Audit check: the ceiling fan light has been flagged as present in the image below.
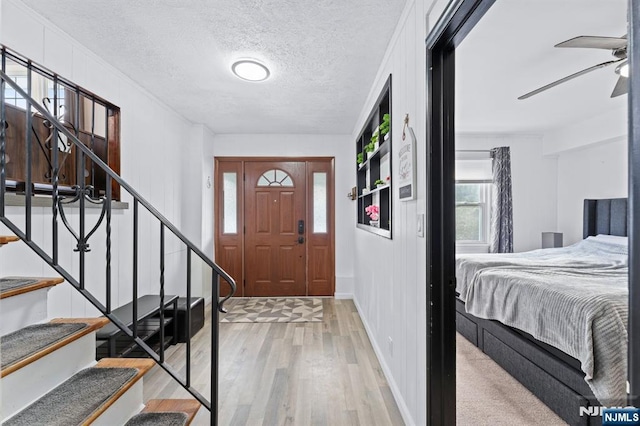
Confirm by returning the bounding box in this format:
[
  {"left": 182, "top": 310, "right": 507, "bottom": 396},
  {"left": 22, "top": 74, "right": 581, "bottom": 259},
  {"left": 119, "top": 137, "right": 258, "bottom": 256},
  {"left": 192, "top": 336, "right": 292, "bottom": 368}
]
[{"left": 616, "top": 62, "right": 629, "bottom": 78}]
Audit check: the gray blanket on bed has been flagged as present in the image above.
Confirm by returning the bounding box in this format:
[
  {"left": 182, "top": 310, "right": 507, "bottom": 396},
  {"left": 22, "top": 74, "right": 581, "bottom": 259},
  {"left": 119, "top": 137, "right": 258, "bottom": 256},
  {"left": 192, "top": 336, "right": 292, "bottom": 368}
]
[
  {"left": 456, "top": 238, "right": 628, "bottom": 302},
  {"left": 465, "top": 265, "right": 628, "bottom": 406}
]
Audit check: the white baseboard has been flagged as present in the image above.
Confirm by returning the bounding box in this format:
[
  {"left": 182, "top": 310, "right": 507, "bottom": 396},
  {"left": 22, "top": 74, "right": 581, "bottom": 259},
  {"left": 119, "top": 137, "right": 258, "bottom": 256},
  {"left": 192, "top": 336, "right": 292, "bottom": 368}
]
[
  {"left": 353, "top": 297, "right": 415, "bottom": 426},
  {"left": 333, "top": 292, "right": 353, "bottom": 299}
]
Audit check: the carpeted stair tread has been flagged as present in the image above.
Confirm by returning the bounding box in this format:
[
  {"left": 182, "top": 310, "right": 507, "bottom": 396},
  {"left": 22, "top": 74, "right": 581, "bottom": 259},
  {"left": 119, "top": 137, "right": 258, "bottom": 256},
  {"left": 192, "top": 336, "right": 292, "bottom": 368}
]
[
  {"left": 0, "top": 235, "right": 19, "bottom": 245},
  {"left": 125, "top": 412, "right": 189, "bottom": 426},
  {"left": 0, "top": 276, "right": 65, "bottom": 299},
  {"left": 1, "top": 318, "right": 109, "bottom": 377},
  {"left": 3, "top": 366, "right": 138, "bottom": 426},
  {"left": 140, "top": 399, "right": 201, "bottom": 425},
  {"left": 1, "top": 322, "right": 86, "bottom": 369},
  {"left": 0, "top": 278, "right": 39, "bottom": 293}
]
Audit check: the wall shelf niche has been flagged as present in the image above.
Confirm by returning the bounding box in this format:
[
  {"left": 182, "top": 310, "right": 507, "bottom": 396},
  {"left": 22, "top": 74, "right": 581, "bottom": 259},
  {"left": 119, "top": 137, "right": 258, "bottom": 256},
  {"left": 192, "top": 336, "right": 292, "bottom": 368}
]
[{"left": 356, "top": 75, "right": 392, "bottom": 239}]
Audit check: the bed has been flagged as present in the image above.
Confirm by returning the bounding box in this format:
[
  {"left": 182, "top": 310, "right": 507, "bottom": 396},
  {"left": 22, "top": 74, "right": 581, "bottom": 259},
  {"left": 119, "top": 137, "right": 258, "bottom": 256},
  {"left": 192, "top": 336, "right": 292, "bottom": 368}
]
[{"left": 456, "top": 198, "right": 628, "bottom": 426}]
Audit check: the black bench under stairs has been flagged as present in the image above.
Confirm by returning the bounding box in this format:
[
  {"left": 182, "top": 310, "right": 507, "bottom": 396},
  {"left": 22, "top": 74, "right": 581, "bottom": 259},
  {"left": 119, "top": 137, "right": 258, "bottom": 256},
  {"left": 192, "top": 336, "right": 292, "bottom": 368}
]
[
  {"left": 96, "top": 295, "right": 179, "bottom": 359},
  {"left": 166, "top": 297, "right": 206, "bottom": 343}
]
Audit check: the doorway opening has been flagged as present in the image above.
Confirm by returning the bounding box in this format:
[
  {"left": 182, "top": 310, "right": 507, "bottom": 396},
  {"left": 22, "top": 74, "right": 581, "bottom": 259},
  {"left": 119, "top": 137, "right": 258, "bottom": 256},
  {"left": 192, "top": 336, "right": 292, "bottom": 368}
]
[
  {"left": 214, "top": 158, "right": 335, "bottom": 297},
  {"left": 426, "top": 0, "right": 639, "bottom": 424}
]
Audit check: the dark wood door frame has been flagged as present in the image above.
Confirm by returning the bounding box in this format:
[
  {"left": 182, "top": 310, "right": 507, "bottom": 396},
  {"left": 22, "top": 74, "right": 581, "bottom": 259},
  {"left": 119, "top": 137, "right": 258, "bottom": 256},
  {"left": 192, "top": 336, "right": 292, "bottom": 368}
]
[
  {"left": 425, "top": 3, "right": 496, "bottom": 423},
  {"left": 214, "top": 157, "right": 336, "bottom": 298},
  {"left": 425, "top": 0, "right": 639, "bottom": 423}
]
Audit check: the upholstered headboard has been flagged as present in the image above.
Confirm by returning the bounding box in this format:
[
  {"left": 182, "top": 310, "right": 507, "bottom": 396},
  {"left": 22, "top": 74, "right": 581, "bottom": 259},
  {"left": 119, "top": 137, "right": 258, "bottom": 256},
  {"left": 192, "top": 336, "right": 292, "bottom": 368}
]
[{"left": 583, "top": 198, "right": 628, "bottom": 238}]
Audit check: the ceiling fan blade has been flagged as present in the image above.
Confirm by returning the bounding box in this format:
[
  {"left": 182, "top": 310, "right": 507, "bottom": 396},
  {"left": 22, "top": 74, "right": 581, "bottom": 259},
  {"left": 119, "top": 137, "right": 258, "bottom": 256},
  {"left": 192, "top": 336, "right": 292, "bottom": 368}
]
[
  {"left": 611, "top": 76, "right": 628, "bottom": 98},
  {"left": 555, "top": 36, "right": 627, "bottom": 50},
  {"left": 518, "top": 59, "right": 622, "bottom": 100}
]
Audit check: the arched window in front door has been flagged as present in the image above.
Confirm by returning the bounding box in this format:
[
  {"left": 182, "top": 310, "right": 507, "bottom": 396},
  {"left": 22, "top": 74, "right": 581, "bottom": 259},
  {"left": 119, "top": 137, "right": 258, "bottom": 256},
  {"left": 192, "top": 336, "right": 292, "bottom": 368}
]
[{"left": 257, "top": 169, "right": 294, "bottom": 187}]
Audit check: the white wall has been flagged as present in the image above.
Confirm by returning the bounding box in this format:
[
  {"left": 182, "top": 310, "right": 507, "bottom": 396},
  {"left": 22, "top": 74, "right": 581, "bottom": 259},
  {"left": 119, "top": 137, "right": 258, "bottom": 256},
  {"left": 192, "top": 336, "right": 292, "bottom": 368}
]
[
  {"left": 0, "top": 0, "right": 209, "bottom": 317},
  {"left": 211, "top": 133, "right": 355, "bottom": 296},
  {"left": 556, "top": 136, "right": 628, "bottom": 245},
  {"left": 351, "top": 1, "right": 429, "bottom": 424},
  {"left": 543, "top": 102, "right": 627, "bottom": 245},
  {"left": 543, "top": 106, "right": 627, "bottom": 156},
  {"left": 457, "top": 134, "right": 559, "bottom": 252},
  {"left": 199, "top": 127, "right": 216, "bottom": 301},
  {"left": 181, "top": 125, "right": 218, "bottom": 301}
]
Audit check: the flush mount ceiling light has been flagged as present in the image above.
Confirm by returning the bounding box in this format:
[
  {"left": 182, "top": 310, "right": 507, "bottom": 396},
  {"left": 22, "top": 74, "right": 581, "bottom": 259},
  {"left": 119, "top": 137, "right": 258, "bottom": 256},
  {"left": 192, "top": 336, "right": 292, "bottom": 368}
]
[{"left": 231, "top": 59, "right": 270, "bottom": 82}]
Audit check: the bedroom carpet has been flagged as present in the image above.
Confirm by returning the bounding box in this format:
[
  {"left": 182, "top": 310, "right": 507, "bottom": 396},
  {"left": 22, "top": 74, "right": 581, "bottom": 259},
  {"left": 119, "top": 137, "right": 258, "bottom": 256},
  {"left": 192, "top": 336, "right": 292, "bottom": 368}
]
[
  {"left": 457, "top": 333, "right": 567, "bottom": 425},
  {"left": 219, "top": 297, "right": 323, "bottom": 323}
]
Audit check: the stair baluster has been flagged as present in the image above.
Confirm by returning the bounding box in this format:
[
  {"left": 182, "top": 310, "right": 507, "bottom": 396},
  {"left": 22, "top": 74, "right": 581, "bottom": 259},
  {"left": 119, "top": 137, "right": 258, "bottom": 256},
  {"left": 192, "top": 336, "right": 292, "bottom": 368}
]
[{"left": 0, "top": 63, "right": 235, "bottom": 425}]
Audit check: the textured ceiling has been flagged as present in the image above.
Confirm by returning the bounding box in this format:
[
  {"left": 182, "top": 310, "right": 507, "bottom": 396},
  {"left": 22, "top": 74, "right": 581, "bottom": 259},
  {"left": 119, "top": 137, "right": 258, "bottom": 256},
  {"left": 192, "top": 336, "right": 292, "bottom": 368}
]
[
  {"left": 457, "top": 0, "right": 627, "bottom": 133},
  {"left": 19, "top": 0, "right": 407, "bottom": 134}
]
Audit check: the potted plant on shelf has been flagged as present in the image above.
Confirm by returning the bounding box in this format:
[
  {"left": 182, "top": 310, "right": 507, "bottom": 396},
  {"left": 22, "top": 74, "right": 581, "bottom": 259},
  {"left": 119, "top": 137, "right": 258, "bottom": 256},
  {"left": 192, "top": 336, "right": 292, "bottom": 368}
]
[
  {"left": 380, "top": 113, "right": 390, "bottom": 141},
  {"left": 370, "top": 126, "right": 380, "bottom": 151},
  {"left": 374, "top": 179, "right": 385, "bottom": 188},
  {"left": 357, "top": 152, "right": 364, "bottom": 166},
  {"left": 365, "top": 204, "right": 380, "bottom": 227},
  {"left": 365, "top": 142, "right": 375, "bottom": 159}
]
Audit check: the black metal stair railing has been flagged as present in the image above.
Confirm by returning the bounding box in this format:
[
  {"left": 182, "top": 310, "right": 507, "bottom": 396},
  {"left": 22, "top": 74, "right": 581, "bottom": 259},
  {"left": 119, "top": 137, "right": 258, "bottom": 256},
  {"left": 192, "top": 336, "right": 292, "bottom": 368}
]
[{"left": 0, "top": 68, "right": 236, "bottom": 425}]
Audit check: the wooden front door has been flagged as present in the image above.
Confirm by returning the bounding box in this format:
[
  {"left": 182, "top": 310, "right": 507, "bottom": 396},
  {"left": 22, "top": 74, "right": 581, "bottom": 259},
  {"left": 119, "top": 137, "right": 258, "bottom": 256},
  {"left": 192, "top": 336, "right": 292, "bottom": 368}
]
[
  {"left": 215, "top": 158, "right": 335, "bottom": 297},
  {"left": 244, "top": 161, "right": 307, "bottom": 296}
]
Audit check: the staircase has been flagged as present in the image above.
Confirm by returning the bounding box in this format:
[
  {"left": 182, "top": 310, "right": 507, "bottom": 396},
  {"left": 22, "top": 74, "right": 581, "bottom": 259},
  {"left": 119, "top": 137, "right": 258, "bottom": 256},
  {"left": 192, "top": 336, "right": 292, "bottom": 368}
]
[
  {"left": 0, "top": 241, "right": 201, "bottom": 425},
  {"left": 0, "top": 53, "right": 236, "bottom": 425}
]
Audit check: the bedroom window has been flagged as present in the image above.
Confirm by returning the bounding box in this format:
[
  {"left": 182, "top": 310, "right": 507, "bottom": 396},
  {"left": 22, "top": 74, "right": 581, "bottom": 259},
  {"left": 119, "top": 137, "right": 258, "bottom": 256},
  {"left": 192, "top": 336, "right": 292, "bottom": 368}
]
[
  {"left": 455, "top": 183, "right": 491, "bottom": 244},
  {"left": 455, "top": 150, "right": 493, "bottom": 250}
]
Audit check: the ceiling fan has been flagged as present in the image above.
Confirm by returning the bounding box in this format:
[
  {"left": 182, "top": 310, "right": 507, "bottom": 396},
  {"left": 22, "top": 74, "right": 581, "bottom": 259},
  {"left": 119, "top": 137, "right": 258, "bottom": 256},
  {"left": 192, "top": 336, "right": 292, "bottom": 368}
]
[{"left": 518, "top": 35, "right": 628, "bottom": 100}]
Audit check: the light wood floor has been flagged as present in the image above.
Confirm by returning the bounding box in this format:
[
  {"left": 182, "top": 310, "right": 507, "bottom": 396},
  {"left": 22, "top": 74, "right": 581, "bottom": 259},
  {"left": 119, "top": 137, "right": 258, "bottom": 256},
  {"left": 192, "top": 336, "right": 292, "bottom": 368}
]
[{"left": 143, "top": 298, "right": 404, "bottom": 425}]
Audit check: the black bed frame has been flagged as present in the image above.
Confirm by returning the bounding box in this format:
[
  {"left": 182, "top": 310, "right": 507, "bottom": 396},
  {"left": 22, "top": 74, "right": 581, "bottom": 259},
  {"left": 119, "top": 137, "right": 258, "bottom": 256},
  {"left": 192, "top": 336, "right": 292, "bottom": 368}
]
[{"left": 456, "top": 198, "right": 628, "bottom": 426}]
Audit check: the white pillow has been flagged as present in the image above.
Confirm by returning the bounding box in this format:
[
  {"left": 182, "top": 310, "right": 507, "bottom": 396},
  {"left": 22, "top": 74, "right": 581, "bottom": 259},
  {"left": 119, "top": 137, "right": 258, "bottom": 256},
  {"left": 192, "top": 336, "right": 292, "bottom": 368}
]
[{"left": 590, "top": 234, "right": 628, "bottom": 247}]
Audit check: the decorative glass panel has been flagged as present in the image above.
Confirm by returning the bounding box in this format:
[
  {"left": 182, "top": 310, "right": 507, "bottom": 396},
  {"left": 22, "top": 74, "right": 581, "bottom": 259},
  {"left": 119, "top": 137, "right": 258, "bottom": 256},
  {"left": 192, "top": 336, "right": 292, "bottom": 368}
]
[
  {"left": 223, "top": 173, "right": 237, "bottom": 233},
  {"left": 313, "top": 172, "right": 327, "bottom": 233},
  {"left": 257, "top": 169, "right": 294, "bottom": 187}
]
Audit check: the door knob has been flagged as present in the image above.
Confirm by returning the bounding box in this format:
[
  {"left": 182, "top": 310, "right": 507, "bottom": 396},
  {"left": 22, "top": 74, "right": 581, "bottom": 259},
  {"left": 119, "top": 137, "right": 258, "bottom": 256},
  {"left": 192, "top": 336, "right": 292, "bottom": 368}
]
[{"left": 298, "top": 236, "right": 304, "bottom": 244}]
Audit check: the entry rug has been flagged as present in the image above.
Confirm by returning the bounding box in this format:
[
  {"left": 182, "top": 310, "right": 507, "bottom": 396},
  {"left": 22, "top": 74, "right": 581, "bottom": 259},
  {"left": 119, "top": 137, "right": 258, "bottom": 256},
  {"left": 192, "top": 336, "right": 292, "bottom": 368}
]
[{"left": 220, "top": 298, "right": 323, "bottom": 323}]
